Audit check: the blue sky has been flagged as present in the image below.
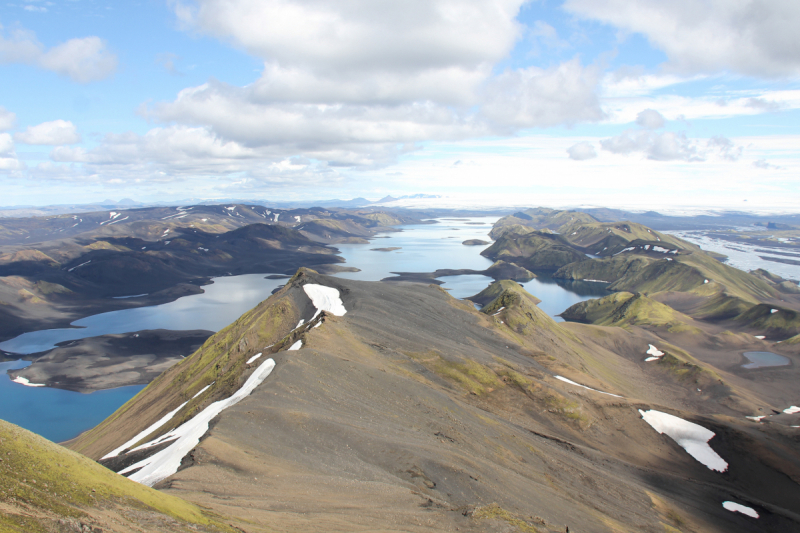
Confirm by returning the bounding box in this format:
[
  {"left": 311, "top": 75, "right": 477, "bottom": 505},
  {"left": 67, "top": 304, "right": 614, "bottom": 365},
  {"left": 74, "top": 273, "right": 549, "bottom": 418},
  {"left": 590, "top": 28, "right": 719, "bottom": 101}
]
[{"left": 1, "top": 0, "right": 799, "bottom": 211}]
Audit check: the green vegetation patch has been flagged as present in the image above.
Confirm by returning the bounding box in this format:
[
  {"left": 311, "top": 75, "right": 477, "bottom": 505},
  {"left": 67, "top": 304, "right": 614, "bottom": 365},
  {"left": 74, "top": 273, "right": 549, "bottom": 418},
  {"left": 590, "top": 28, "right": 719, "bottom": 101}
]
[
  {"left": 473, "top": 503, "right": 540, "bottom": 532},
  {"left": 407, "top": 351, "right": 502, "bottom": 395},
  {"left": 0, "top": 420, "right": 231, "bottom": 531}
]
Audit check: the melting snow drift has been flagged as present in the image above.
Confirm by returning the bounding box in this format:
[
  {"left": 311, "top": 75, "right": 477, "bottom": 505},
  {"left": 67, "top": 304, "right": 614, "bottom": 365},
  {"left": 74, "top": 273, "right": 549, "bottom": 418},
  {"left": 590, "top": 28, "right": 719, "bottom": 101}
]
[
  {"left": 118, "top": 358, "right": 276, "bottom": 486},
  {"left": 556, "top": 376, "right": 622, "bottom": 398},
  {"left": 303, "top": 284, "right": 347, "bottom": 318},
  {"left": 645, "top": 344, "right": 664, "bottom": 362},
  {"left": 722, "top": 501, "right": 759, "bottom": 518},
  {"left": 639, "top": 409, "right": 728, "bottom": 472}
]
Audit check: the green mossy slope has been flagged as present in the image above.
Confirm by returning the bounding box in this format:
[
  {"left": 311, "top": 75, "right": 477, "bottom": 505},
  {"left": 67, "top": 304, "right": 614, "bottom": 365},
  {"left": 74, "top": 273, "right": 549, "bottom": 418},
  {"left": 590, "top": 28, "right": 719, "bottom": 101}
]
[
  {"left": 0, "top": 420, "right": 232, "bottom": 532},
  {"left": 68, "top": 269, "right": 315, "bottom": 459}
]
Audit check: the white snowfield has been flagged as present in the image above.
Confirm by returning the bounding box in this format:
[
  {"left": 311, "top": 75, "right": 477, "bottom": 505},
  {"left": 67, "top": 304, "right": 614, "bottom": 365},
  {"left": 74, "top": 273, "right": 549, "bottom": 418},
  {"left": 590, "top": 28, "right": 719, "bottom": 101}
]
[
  {"left": 555, "top": 376, "right": 622, "bottom": 398},
  {"left": 102, "top": 401, "right": 189, "bottom": 460},
  {"left": 645, "top": 344, "right": 665, "bottom": 362},
  {"left": 246, "top": 352, "right": 262, "bottom": 364},
  {"left": 770, "top": 309, "right": 779, "bottom": 314},
  {"left": 638, "top": 409, "right": 728, "bottom": 472},
  {"left": 288, "top": 340, "right": 303, "bottom": 351},
  {"left": 303, "top": 284, "right": 347, "bottom": 319},
  {"left": 119, "top": 358, "right": 276, "bottom": 486},
  {"left": 12, "top": 376, "right": 45, "bottom": 387},
  {"left": 722, "top": 501, "right": 759, "bottom": 518},
  {"left": 783, "top": 406, "right": 800, "bottom": 414}
]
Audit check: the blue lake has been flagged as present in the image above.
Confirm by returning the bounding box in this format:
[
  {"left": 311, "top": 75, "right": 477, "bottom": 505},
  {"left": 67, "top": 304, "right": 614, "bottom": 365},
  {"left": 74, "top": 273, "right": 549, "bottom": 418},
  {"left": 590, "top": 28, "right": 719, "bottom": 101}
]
[
  {"left": 0, "top": 360, "right": 145, "bottom": 443},
  {"left": 1, "top": 216, "right": 609, "bottom": 441}
]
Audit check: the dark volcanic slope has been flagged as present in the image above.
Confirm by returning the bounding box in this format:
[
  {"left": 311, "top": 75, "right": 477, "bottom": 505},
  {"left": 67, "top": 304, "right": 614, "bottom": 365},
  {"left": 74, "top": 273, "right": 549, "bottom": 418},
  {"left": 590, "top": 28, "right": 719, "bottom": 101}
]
[
  {"left": 0, "top": 204, "right": 426, "bottom": 342},
  {"left": 69, "top": 271, "right": 800, "bottom": 533},
  {"left": 7, "top": 329, "right": 212, "bottom": 392}
]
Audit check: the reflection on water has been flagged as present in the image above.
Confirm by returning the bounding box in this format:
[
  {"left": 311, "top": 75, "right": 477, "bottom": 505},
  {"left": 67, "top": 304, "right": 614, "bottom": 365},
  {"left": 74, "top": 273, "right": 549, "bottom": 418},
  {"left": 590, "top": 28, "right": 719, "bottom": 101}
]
[
  {"left": 0, "top": 274, "right": 287, "bottom": 354},
  {"left": 0, "top": 360, "right": 145, "bottom": 443},
  {"left": 742, "top": 351, "right": 790, "bottom": 369}
]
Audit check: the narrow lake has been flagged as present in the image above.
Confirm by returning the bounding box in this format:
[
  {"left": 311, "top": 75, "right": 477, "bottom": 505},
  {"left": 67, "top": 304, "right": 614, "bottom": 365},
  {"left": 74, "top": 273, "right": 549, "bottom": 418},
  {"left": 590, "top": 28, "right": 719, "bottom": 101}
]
[{"left": 1, "top": 216, "right": 608, "bottom": 442}]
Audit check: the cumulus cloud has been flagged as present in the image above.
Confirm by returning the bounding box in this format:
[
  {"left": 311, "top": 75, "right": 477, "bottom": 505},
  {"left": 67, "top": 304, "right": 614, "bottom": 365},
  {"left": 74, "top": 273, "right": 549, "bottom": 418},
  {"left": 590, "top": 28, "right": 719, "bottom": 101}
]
[
  {"left": 0, "top": 133, "right": 15, "bottom": 156},
  {"left": 140, "top": 2, "right": 606, "bottom": 171},
  {"left": 0, "top": 26, "right": 116, "bottom": 83},
  {"left": 598, "top": 108, "right": 745, "bottom": 162},
  {"left": 480, "top": 59, "right": 604, "bottom": 130},
  {"left": 567, "top": 141, "right": 597, "bottom": 160},
  {"left": 0, "top": 133, "right": 21, "bottom": 171},
  {"left": 564, "top": 0, "right": 800, "bottom": 77},
  {"left": 600, "top": 129, "right": 744, "bottom": 163},
  {"left": 635, "top": 108, "right": 665, "bottom": 129},
  {"left": 0, "top": 107, "right": 16, "bottom": 131},
  {"left": 15, "top": 120, "right": 81, "bottom": 145}
]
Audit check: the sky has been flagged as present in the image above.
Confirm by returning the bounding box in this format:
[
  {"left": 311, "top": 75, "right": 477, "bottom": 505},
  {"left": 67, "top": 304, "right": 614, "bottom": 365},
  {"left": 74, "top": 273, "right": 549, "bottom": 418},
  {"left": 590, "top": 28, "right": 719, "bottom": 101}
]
[{"left": 1, "top": 0, "right": 799, "bottom": 211}]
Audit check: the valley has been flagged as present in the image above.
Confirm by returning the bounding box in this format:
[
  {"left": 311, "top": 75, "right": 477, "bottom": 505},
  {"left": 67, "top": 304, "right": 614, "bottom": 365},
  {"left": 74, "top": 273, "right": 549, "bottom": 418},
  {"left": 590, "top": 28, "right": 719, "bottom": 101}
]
[{"left": 1, "top": 204, "right": 799, "bottom": 532}]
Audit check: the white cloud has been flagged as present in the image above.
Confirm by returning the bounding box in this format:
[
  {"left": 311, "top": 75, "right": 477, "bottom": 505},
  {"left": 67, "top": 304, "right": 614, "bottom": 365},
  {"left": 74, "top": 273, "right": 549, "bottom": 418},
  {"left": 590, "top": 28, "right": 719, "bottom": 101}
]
[
  {"left": 0, "top": 133, "right": 21, "bottom": 171},
  {"left": 0, "top": 26, "right": 116, "bottom": 83},
  {"left": 99, "top": 0, "right": 603, "bottom": 173},
  {"left": 0, "top": 133, "right": 15, "bottom": 156},
  {"left": 754, "top": 158, "right": 782, "bottom": 170},
  {"left": 15, "top": 120, "right": 81, "bottom": 145},
  {"left": 635, "top": 108, "right": 664, "bottom": 129},
  {"left": 565, "top": 0, "right": 800, "bottom": 77},
  {"left": 39, "top": 37, "right": 117, "bottom": 83},
  {"left": 480, "top": 59, "right": 604, "bottom": 130},
  {"left": 0, "top": 107, "right": 16, "bottom": 131},
  {"left": 567, "top": 141, "right": 597, "bottom": 160},
  {"left": 600, "top": 128, "right": 744, "bottom": 163}
]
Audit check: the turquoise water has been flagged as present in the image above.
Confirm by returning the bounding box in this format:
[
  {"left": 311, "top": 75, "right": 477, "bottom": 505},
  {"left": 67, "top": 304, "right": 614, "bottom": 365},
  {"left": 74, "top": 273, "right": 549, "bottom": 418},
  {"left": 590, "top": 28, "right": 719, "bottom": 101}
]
[
  {"left": 0, "top": 360, "right": 145, "bottom": 443},
  {"left": 1, "top": 216, "right": 609, "bottom": 441}
]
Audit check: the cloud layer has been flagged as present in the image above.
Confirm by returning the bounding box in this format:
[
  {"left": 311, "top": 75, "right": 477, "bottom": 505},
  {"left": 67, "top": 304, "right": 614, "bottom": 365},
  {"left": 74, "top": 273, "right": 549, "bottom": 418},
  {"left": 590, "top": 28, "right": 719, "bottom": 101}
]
[{"left": 565, "top": 0, "right": 800, "bottom": 77}]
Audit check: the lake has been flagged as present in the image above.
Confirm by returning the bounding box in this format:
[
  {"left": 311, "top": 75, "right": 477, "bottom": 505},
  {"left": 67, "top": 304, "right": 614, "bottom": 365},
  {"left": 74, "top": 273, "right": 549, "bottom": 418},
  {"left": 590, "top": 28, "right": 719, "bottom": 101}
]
[
  {"left": 741, "top": 351, "right": 791, "bottom": 369},
  {"left": 0, "top": 359, "right": 145, "bottom": 443},
  {"left": 1, "top": 216, "right": 608, "bottom": 442}
]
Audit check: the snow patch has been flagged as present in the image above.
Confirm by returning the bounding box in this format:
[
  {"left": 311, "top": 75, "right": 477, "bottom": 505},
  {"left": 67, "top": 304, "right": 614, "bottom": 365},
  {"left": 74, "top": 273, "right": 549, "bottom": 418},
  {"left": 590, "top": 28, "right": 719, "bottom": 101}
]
[
  {"left": 12, "top": 376, "right": 45, "bottom": 387},
  {"left": 120, "top": 358, "right": 276, "bottom": 486},
  {"left": 246, "top": 353, "right": 263, "bottom": 364},
  {"left": 783, "top": 406, "right": 800, "bottom": 414},
  {"left": 638, "top": 409, "right": 728, "bottom": 472},
  {"left": 746, "top": 416, "right": 766, "bottom": 422},
  {"left": 288, "top": 340, "right": 302, "bottom": 351},
  {"left": 645, "top": 344, "right": 664, "bottom": 362},
  {"left": 102, "top": 401, "right": 189, "bottom": 460},
  {"left": 491, "top": 306, "right": 505, "bottom": 316},
  {"left": 68, "top": 260, "right": 91, "bottom": 272},
  {"left": 722, "top": 501, "right": 758, "bottom": 518},
  {"left": 303, "top": 284, "right": 347, "bottom": 318},
  {"left": 754, "top": 335, "right": 765, "bottom": 340},
  {"left": 555, "top": 376, "right": 622, "bottom": 398},
  {"left": 192, "top": 382, "right": 214, "bottom": 399},
  {"left": 770, "top": 308, "right": 778, "bottom": 314}
]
